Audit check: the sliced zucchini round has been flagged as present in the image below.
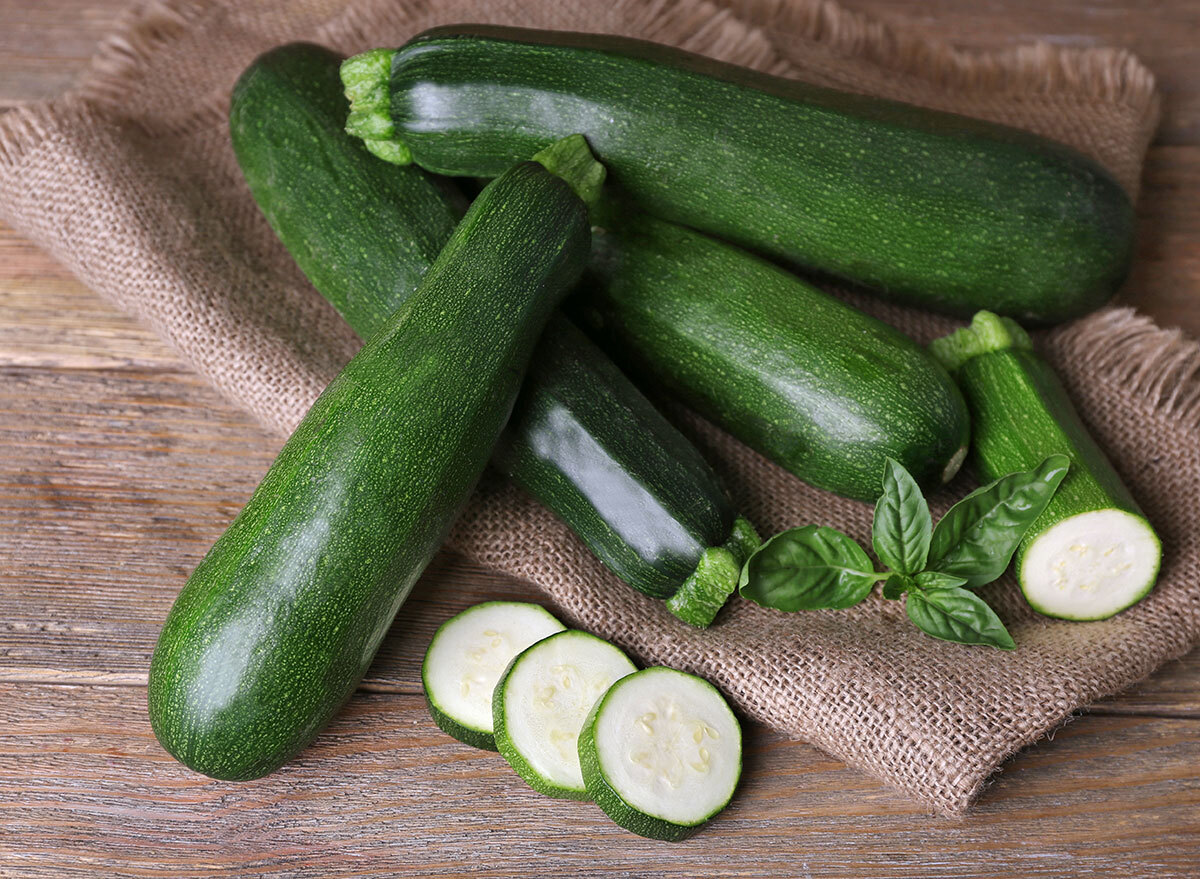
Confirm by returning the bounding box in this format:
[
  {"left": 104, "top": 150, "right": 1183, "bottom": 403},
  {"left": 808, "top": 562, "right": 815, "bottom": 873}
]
[
  {"left": 422, "top": 601, "right": 566, "bottom": 750},
  {"left": 493, "top": 629, "right": 636, "bottom": 799},
  {"left": 1019, "top": 509, "right": 1161, "bottom": 620},
  {"left": 578, "top": 666, "right": 742, "bottom": 841}
]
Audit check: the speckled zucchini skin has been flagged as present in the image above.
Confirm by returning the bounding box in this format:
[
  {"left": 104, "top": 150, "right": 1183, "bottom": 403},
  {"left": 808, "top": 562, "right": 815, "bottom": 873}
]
[
  {"left": 147, "top": 159, "right": 590, "bottom": 781},
  {"left": 574, "top": 210, "right": 971, "bottom": 503},
  {"left": 380, "top": 26, "right": 1134, "bottom": 323},
  {"left": 231, "top": 44, "right": 751, "bottom": 604}
]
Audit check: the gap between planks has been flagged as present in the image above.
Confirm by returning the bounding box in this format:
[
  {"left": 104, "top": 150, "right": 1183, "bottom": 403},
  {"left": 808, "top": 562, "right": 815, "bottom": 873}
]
[{"left": 0, "top": 673, "right": 1196, "bottom": 724}]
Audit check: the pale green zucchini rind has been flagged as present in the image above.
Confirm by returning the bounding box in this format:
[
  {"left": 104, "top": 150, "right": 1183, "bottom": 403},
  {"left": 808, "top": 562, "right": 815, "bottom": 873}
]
[
  {"left": 422, "top": 602, "right": 566, "bottom": 751},
  {"left": 666, "top": 516, "right": 760, "bottom": 628},
  {"left": 932, "top": 311, "right": 1161, "bottom": 620},
  {"left": 493, "top": 630, "right": 637, "bottom": 800},
  {"left": 578, "top": 667, "right": 742, "bottom": 841}
]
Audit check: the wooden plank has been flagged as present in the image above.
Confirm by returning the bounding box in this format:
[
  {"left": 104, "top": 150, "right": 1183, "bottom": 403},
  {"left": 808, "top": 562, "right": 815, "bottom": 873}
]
[
  {"left": 0, "top": 0, "right": 127, "bottom": 110},
  {"left": 838, "top": 0, "right": 1200, "bottom": 146},
  {"left": 0, "top": 682, "right": 1197, "bottom": 878},
  {"left": 0, "top": 363, "right": 536, "bottom": 695}
]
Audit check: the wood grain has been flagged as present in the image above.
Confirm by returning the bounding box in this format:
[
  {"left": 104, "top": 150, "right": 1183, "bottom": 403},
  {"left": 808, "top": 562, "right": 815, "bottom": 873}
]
[
  {"left": 0, "top": 0, "right": 1198, "bottom": 876},
  {"left": 1, "top": 683, "right": 1197, "bottom": 879}
]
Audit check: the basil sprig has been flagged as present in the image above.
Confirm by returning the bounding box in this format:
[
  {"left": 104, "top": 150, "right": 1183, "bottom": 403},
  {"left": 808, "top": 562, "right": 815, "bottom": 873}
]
[{"left": 738, "top": 455, "right": 1069, "bottom": 649}]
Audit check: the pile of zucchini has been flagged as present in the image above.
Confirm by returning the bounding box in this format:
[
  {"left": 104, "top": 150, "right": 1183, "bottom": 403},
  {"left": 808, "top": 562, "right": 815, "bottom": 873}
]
[{"left": 146, "top": 28, "right": 1160, "bottom": 836}]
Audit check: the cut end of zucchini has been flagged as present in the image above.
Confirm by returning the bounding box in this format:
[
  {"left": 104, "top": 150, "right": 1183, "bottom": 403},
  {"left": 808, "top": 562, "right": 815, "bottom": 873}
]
[
  {"left": 494, "top": 629, "right": 636, "bottom": 799},
  {"left": 422, "top": 602, "right": 566, "bottom": 750},
  {"left": 532, "top": 134, "right": 606, "bottom": 210},
  {"left": 929, "top": 310, "right": 1032, "bottom": 374},
  {"left": 941, "top": 443, "right": 969, "bottom": 485},
  {"left": 1019, "top": 509, "right": 1161, "bottom": 620},
  {"left": 340, "top": 48, "right": 413, "bottom": 165},
  {"left": 579, "top": 667, "right": 742, "bottom": 841}
]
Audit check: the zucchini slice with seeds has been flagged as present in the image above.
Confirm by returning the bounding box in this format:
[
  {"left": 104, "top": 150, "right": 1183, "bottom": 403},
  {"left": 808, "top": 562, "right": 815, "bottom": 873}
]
[
  {"left": 578, "top": 666, "right": 742, "bottom": 841},
  {"left": 493, "top": 630, "right": 636, "bottom": 799},
  {"left": 422, "top": 602, "right": 566, "bottom": 750}
]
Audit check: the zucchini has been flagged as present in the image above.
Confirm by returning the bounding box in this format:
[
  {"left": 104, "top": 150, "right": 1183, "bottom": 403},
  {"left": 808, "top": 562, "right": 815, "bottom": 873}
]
[
  {"left": 931, "top": 312, "right": 1161, "bottom": 620},
  {"left": 578, "top": 666, "right": 742, "bottom": 841},
  {"left": 574, "top": 209, "right": 971, "bottom": 503},
  {"left": 343, "top": 27, "right": 1134, "bottom": 323},
  {"left": 147, "top": 144, "right": 593, "bottom": 780},
  {"left": 492, "top": 629, "right": 637, "bottom": 799},
  {"left": 492, "top": 316, "right": 757, "bottom": 609},
  {"left": 230, "top": 43, "right": 466, "bottom": 332},
  {"left": 234, "top": 44, "right": 757, "bottom": 622},
  {"left": 422, "top": 602, "right": 566, "bottom": 750}
]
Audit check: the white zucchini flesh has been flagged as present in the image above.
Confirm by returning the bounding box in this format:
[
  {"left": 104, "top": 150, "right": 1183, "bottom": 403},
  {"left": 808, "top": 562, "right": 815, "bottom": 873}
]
[
  {"left": 1019, "top": 509, "right": 1161, "bottom": 620},
  {"left": 422, "top": 602, "right": 565, "bottom": 748},
  {"left": 584, "top": 667, "right": 741, "bottom": 838},
  {"left": 495, "top": 630, "right": 636, "bottom": 798}
]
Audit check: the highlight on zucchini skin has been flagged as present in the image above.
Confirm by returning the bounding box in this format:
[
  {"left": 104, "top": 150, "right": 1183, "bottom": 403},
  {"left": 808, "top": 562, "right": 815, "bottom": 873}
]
[
  {"left": 238, "top": 44, "right": 755, "bottom": 623},
  {"left": 344, "top": 25, "right": 1135, "bottom": 324},
  {"left": 931, "top": 312, "right": 1161, "bottom": 621},
  {"left": 147, "top": 146, "right": 593, "bottom": 781},
  {"left": 492, "top": 315, "right": 759, "bottom": 606}
]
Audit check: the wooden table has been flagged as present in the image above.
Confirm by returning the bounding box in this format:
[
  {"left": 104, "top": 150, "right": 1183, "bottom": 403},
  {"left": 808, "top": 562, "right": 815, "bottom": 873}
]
[{"left": 1, "top": 2, "right": 1197, "bottom": 876}]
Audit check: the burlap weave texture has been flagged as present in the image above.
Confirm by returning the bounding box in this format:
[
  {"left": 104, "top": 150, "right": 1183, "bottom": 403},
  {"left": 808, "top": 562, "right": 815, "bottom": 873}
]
[{"left": 1, "top": 0, "right": 1196, "bottom": 815}]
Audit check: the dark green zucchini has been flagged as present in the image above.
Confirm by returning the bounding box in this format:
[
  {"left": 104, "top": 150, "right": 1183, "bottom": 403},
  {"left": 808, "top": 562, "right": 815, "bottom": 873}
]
[
  {"left": 492, "top": 316, "right": 757, "bottom": 603},
  {"left": 343, "top": 27, "right": 1134, "bottom": 323},
  {"left": 572, "top": 208, "right": 971, "bottom": 503},
  {"left": 230, "top": 43, "right": 466, "bottom": 332},
  {"left": 230, "top": 44, "right": 757, "bottom": 622},
  {"left": 147, "top": 144, "right": 592, "bottom": 780}
]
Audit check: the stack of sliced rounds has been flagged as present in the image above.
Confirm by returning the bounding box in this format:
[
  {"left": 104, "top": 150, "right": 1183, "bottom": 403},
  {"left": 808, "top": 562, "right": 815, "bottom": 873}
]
[
  {"left": 578, "top": 667, "right": 742, "bottom": 841},
  {"left": 493, "top": 630, "right": 637, "bottom": 799},
  {"left": 422, "top": 602, "right": 565, "bottom": 750},
  {"left": 423, "top": 603, "right": 743, "bottom": 839}
]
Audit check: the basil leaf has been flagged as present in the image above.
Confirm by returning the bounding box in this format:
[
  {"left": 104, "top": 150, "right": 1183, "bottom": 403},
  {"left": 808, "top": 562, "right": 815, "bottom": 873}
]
[
  {"left": 872, "top": 458, "right": 932, "bottom": 575},
  {"left": 905, "top": 587, "right": 1016, "bottom": 649},
  {"left": 882, "top": 572, "right": 915, "bottom": 600},
  {"left": 739, "top": 525, "right": 881, "bottom": 611},
  {"left": 927, "top": 454, "right": 1070, "bottom": 587},
  {"left": 914, "top": 570, "right": 968, "bottom": 590}
]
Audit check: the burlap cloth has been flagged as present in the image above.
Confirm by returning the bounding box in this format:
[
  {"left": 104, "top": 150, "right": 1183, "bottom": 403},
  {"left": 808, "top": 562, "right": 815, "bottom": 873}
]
[{"left": 2, "top": 0, "right": 1197, "bottom": 816}]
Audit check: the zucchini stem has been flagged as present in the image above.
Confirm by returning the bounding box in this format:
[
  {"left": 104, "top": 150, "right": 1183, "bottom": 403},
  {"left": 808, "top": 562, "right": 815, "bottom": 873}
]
[
  {"left": 666, "top": 516, "right": 760, "bottom": 628},
  {"left": 532, "top": 135, "right": 606, "bottom": 211},
  {"left": 340, "top": 48, "right": 413, "bottom": 165},
  {"left": 929, "top": 309, "right": 1032, "bottom": 374}
]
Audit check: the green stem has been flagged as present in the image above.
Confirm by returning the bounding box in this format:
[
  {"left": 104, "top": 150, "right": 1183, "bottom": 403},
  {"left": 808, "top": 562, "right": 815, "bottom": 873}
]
[
  {"left": 340, "top": 49, "right": 412, "bottom": 165},
  {"left": 665, "top": 516, "right": 760, "bottom": 629},
  {"left": 531, "top": 135, "right": 606, "bottom": 211},
  {"left": 928, "top": 309, "right": 1032, "bottom": 374}
]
